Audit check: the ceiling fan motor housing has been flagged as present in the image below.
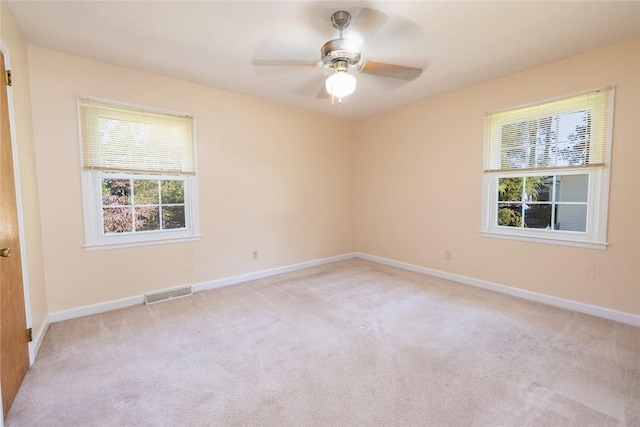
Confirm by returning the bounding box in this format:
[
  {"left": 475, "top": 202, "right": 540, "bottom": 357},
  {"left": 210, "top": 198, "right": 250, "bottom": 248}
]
[
  {"left": 319, "top": 10, "right": 365, "bottom": 73},
  {"left": 321, "top": 38, "right": 361, "bottom": 67}
]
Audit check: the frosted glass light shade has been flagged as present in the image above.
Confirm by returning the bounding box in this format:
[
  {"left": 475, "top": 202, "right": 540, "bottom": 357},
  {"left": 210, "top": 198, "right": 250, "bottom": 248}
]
[{"left": 325, "top": 71, "right": 356, "bottom": 98}]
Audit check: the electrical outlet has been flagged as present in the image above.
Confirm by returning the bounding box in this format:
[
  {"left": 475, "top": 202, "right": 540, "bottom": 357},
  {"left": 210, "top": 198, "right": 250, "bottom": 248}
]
[
  {"left": 252, "top": 250, "right": 259, "bottom": 260},
  {"left": 445, "top": 250, "right": 452, "bottom": 260}
]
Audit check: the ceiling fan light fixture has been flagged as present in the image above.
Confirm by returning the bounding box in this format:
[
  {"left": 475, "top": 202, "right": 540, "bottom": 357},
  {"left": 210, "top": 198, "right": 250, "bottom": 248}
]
[{"left": 325, "top": 71, "right": 356, "bottom": 98}]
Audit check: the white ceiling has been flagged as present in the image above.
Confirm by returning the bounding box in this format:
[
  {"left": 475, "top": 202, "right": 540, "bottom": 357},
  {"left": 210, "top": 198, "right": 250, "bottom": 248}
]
[{"left": 6, "top": 1, "right": 640, "bottom": 120}]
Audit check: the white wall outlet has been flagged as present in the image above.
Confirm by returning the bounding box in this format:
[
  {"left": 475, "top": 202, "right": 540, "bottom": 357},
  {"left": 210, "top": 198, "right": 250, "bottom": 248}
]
[
  {"left": 445, "top": 250, "right": 452, "bottom": 260},
  {"left": 252, "top": 250, "right": 259, "bottom": 260}
]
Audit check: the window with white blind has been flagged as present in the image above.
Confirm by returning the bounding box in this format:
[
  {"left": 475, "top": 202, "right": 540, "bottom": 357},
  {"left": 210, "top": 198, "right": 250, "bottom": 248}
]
[
  {"left": 481, "top": 87, "right": 614, "bottom": 249},
  {"left": 78, "top": 96, "right": 200, "bottom": 249}
]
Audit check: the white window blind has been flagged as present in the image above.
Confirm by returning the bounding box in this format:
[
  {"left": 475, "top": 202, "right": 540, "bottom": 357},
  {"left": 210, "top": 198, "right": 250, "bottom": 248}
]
[
  {"left": 484, "top": 87, "right": 612, "bottom": 173},
  {"left": 79, "top": 96, "right": 195, "bottom": 175}
]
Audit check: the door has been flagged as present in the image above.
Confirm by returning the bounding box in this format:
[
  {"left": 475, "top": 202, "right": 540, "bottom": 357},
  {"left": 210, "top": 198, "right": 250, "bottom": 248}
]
[{"left": 0, "top": 50, "right": 29, "bottom": 419}]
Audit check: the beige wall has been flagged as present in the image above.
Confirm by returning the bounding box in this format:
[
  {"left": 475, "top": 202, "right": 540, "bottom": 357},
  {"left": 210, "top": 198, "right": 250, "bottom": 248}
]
[
  {"left": 355, "top": 38, "right": 640, "bottom": 316},
  {"left": 27, "top": 47, "right": 355, "bottom": 313},
  {"left": 15, "top": 21, "right": 640, "bottom": 319},
  {"left": 1, "top": 3, "right": 48, "bottom": 336}
]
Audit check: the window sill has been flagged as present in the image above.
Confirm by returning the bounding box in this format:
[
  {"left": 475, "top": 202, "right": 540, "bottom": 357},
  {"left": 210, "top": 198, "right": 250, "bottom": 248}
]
[
  {"left": 480, "top": 231, "right": 608, "bottom": 250},
  {"left": 84, "top": 235, "right": 202, "bottom": 251}
]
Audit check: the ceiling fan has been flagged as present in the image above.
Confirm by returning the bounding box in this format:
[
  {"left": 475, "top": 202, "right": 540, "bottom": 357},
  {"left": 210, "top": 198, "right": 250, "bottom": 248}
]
[{"left": 252, "top": 9, "right": 423, "bottom": 104}]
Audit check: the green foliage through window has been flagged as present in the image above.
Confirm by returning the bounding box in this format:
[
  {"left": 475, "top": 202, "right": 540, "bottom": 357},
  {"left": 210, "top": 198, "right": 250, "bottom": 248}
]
[
  {"left": 101, "top": 177, "right": 186, "bottom": 234},
  {"left": 496, "top": 174, "right": 588, "bottom": 232}
]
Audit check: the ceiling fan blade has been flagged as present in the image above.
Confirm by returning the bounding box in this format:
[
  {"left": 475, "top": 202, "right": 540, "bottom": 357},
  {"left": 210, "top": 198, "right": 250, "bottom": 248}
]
[
  {"left": 316, "top": 84, "right": 329, "bottom": 99},
  {"left": 353, "top": 8, "right": 388, "bottom": 42},
  {"left": 252, "top": 59, "right": 319, "bottom": 68},
  {"left": 362, "top": 61, "right": 423, "bottom": 81},
  {"left": 290, "top": 75, "right": 329, "bottom": 99}
]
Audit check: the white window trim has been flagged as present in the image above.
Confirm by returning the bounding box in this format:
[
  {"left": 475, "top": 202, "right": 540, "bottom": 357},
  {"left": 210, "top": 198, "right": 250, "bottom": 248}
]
[
  {"left": 480, "top": 87, "right": 614, "bottom": 250},
  {"left": 481, "top": 169, "right": 609, "bottom": 250},
  {"left": 78, "top": 96, "right": 201, "bottom": 250},
  {"left": 81, "top": 172, "right": 201, "bottom": 251}
]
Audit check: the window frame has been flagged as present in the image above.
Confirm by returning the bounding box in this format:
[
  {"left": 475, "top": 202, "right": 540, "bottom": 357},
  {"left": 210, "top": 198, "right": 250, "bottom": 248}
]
[
  {"left": 481, "top": 88, "right": 614, "bottom": 250},
  {"left": 78, "top": 97, "right": 201, "bottom": 250}
]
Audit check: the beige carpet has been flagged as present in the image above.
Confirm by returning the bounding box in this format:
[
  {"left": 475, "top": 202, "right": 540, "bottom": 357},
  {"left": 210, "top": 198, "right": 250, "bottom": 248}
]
[{"left": 6, "top": 258, "right": 640, "bottom": 426}]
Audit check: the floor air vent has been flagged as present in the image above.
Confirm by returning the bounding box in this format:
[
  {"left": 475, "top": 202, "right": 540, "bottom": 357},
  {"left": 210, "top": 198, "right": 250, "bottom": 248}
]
[{"left": 145, "top": 286, "right": 192, "bottom": 305}]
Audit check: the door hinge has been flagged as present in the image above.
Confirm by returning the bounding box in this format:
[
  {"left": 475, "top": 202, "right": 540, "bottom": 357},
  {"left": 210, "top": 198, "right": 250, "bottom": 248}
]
[
  {"left": 5, "top": 70, "right": 12, "bottom": 87},
  {"left": 27, "top": 328, "right": 33, "bottom": 342}
]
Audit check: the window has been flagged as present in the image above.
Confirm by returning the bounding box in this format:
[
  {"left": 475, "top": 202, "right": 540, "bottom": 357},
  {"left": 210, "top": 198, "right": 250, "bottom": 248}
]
[
  {"left": 100, "top": 175, "right": 187, "bottom": 233},
  {"left": 481, "top": 87, "right": 614, "bottom": 249},
  {"left": 78, "top": 96, "right": 200, "bottom": 249}
]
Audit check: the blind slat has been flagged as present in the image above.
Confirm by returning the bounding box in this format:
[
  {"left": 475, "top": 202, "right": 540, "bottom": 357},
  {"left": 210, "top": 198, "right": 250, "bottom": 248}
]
[
  {"left": 79, "top": 97, "right": 195, "bottom": 175},
  {"left": 484, "top": 87, "right": 612, "bottom": 172}
]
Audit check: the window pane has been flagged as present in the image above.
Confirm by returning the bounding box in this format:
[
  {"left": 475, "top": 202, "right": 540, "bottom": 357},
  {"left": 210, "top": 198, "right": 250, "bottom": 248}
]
[
  {"left": 498, "top": 112, "right": 592, "bottom": 170},
  {"left": 161, "top": 180, "right": 184, "bottom": 204},
  {"left": 134, "top": 180, "right": 159, "bottom": 204},
  {"left": 525, "top": 176, "right": 552, "bottom": 202},
  {"left": 554, "top": 140, "right": 587, "bottom": 167},
  {"left": 555, "top": 174, "right": 588, "bottom": 202},
  {"left": 102, "top": 179, "right": 131, "bottom": 206},
  {"left": 497, "top": 204, "right": 522, "bottom": 227},
  {"left": 103, "top": 207, "right": 133, "bottom": 233},
  {"left": 525, "top": 204, "right": 551, "bottom": 229},
  {"left": 552, "top": 111, "right": 590, "bottom": 167},
  {"left": 555, "top": 204, "right": 587, "bottom": 232},
  {"left": 163, "top": 206, "right": 185, "bottom": 229},
  {"left": 501, "top": 120, "right": 537, "bottom": 169},
  {"left": 501, "top": 147, "right": 527, "bottom": 169},
  {"left": 498, "top": 177, "right": 523, "bottom": 201},
  {"left": 485, "top": 87, "right": 611, "bottom": 173},
  {"left": 533, "top": 116, "right": 556, "bottom": 169},
  {"left": 135, "top": 206, "right": 160, "bottom": 231}
]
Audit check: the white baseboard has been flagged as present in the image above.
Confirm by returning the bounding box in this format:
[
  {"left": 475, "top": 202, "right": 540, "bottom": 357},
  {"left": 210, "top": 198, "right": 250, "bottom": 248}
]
[
  {"left": 355, "top": 252, "right": 640, "bottom": 328},
  {"left": 48, "top": 294, "right": 145, "bottom": 323},
  {"left": 192, "top": 252, "right": 357, "bottom": 293},
  {"left": 28, "top": 314, "right": 50, "bottom": 365},
  {"left": 47, "top": 253, "right": 357, "bottom": 324},
  {"left": 44, "top": 250, "right": 639, "bottom": 336}
]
